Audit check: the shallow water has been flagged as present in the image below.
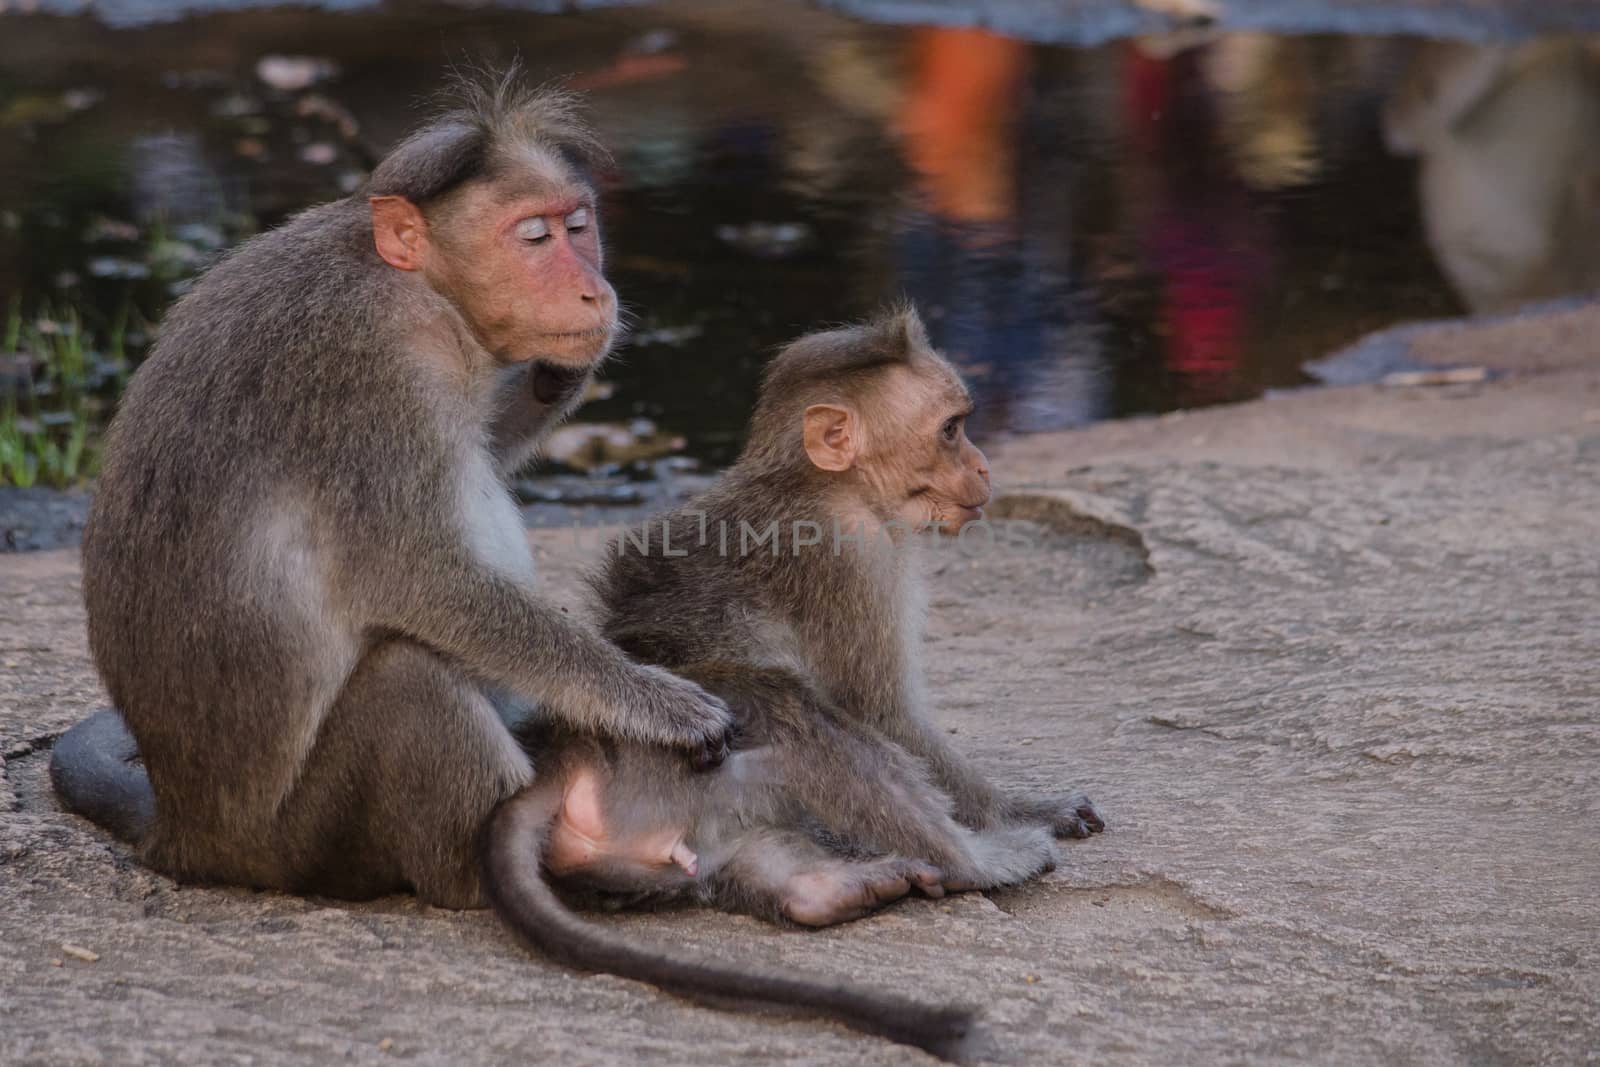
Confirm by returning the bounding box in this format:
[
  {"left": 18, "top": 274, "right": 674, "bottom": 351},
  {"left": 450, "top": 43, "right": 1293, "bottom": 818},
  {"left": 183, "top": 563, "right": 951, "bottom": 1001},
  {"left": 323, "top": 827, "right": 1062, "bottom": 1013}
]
[{"left": 2, "top": 3, "right": 1598, "bottom": 473}]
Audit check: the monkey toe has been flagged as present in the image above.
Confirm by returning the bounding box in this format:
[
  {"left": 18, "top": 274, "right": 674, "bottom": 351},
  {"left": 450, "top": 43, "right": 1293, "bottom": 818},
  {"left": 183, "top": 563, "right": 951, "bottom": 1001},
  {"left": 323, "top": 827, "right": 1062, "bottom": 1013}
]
[
  {"left": 1047, "top": 794, "right": 1105, "bottom": 838},
  {"left": 1053, "top": 815, "right": 1092, "bottom": 839},
  {"left": 781, "top": 872, "right": 864, "bottom": 926},
  {"left": 1030, "top": 790, "right": 1107, "bottom": 838},
  {"left": 864, "top": 874, "right": 913, "bottom": 906},
  {"left": 782, "top": 864, "right": 917, "bottom": 926},
  {"left": 904, "top": 861, "right": 946, "bottom": 899},
  {"left": 845, "top": 869, "right": 916, "bottom": 920}
]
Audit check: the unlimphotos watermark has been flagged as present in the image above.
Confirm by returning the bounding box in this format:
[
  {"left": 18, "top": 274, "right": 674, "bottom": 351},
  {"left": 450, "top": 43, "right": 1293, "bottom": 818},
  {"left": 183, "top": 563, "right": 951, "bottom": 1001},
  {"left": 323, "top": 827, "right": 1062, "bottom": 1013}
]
[{"left": 558, "top": 512, "right": 1045, "bottom": 559}]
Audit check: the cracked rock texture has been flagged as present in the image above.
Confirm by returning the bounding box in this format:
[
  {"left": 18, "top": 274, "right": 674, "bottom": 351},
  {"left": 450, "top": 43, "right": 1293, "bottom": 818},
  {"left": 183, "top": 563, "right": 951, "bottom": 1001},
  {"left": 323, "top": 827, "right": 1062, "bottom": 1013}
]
[{"left": 3, "top": 310, "right": 1598, "bottom": 1064}]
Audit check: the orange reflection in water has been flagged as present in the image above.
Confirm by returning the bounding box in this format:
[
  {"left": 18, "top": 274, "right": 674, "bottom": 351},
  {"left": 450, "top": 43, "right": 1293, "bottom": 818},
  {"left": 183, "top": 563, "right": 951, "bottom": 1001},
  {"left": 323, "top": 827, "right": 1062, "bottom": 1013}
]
[{"left": 897, "top": 27, "right": 1029, "bottom": 228}]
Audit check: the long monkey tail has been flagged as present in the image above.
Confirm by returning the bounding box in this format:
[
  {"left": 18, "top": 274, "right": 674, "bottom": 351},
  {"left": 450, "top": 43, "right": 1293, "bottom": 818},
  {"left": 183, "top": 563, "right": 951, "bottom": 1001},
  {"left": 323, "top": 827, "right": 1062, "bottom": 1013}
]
[
  {"left": 479, "top": 781, "right": 977, "bottom": 1062},
  {"left": 49, "top": 708, "right": 157, "bottom": 844}
]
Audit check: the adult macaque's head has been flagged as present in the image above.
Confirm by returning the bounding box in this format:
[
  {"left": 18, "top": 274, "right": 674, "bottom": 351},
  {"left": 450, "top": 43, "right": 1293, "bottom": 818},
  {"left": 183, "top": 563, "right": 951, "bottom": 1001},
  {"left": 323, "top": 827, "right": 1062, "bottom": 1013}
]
[
  {"left": 366, "top": 76, "right": 617, "bottom": 370},
  {"left": 748, "top": 305, "right": 992, "bottom": 536}
]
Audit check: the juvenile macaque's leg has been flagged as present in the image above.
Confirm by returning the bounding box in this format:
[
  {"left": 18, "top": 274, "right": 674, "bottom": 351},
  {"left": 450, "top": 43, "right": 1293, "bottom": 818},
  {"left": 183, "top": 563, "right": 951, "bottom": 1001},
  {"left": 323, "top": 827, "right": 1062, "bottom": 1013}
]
[
  {"left": 678, "top": 665, "right": 1038, "bottom": 884},
  {"left": 899, "top": 717, "right": 1103, "bottom": 838},
  {"left": 1004, "top": 792, "right": 1105, "bottom": 839},
  {"left": 772, "top": 724, "right": 1060, "bottom": 889},
  {"left": 706, "top": 831, "right": 944, "bottom": 927}
]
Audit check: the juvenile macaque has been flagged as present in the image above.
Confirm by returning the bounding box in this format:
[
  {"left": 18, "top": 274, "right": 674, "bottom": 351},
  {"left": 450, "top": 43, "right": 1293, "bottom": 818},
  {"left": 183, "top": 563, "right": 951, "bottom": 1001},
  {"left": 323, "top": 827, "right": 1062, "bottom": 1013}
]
[
  {"left": 51, "top": 74, "right": 970, "bottom": 1055},
  {"left": 538, "top": 307, "right": 1098, "bottom": 919}
]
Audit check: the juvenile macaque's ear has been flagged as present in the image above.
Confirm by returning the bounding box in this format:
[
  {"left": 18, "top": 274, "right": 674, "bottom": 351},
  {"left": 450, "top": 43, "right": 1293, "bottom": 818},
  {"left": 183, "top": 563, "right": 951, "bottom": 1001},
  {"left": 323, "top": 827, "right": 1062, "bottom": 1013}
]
[
  {"left": 370, "top": 196, "right": 428, "bottom": 271},
  {"left": 802, "top": 404, "right": 859, "bottom": 472}
]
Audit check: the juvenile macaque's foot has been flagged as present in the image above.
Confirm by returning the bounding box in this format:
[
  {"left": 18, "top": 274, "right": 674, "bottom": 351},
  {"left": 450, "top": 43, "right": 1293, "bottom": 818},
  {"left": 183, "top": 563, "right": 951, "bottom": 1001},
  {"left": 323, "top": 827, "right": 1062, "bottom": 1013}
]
[
  {"left": 1040, "top": 793, "right": 1105, "bottom": 839},
  {"left": 782, "top": 858, "right": 944, "bottom": 927},
  {"left": 546, "top": 768, "right": 698, "bottom": 878},
  {"left": 943, "top": 826, "right": 1058, "bottom": 892}
]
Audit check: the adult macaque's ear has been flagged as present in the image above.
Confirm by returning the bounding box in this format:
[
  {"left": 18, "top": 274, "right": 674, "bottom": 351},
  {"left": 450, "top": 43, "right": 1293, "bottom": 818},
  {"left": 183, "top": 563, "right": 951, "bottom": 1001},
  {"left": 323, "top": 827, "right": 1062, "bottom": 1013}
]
[
  {"left": 802, "top": 404, "right": 859, "bottom": 472},
  {"left": 370, "top": 196, "right": 428, "bottom": 271}
]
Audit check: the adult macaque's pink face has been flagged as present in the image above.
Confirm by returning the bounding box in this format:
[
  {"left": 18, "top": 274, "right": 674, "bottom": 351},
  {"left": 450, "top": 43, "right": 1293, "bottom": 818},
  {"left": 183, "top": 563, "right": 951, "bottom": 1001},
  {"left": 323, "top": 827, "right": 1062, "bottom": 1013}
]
[{"left": 371, "top": 166, "right": 618, "bottom": 368}]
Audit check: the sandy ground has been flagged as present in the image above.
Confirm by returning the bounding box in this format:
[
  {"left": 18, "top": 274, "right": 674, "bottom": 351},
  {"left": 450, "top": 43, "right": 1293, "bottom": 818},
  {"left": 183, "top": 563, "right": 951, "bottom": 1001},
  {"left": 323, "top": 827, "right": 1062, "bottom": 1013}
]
[{"left": 2, "top": 302, "right": 1598, "bottom": 1065}]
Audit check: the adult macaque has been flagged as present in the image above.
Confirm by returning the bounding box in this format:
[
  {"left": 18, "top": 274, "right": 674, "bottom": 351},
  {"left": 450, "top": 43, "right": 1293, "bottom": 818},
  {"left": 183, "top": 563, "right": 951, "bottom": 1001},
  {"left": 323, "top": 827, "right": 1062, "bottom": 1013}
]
[
  {"left": 50, "top": 75, "right": 968, "bottom": 1055},
  {"left": 542, "top": 307, "right": 1100, "bottom": 914}
]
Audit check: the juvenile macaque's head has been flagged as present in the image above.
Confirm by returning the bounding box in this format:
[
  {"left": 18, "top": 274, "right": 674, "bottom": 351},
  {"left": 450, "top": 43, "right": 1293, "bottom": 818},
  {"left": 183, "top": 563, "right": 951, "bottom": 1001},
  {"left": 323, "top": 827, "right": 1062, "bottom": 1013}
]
[
  {"left": 749, "top": 305, "right": 991, "bottom": 536},
  {"left": 366, "top": 72, "right": 617, "bottom": 370}
]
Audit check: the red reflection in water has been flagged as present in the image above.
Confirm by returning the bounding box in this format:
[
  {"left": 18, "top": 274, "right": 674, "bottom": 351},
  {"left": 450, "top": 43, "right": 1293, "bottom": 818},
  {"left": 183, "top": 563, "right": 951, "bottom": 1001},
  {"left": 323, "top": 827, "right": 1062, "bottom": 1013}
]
[{"left": 1124, "top": 45, "right": 1272, "bottom": 398}]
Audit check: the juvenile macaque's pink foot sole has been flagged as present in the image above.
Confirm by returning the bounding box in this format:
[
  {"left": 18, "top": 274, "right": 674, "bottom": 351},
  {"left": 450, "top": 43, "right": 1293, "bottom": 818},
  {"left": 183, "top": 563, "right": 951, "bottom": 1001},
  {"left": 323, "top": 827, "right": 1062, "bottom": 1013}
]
[{"left": 782, "top": 859, "right": 944, "bottom": 927}]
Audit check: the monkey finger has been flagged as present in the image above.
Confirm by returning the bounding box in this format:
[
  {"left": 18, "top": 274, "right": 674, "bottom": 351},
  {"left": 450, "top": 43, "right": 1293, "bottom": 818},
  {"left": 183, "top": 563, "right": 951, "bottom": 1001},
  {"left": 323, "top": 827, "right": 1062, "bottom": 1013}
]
[
  {"left": 1051, "top": 816, "right": 1091, "bottom": 839},
  {"left": 634, "top": 665, "right": 733, "bottom": 747},
  {"left": 687, "top": 730, "right": 731, "bottom": 772}
]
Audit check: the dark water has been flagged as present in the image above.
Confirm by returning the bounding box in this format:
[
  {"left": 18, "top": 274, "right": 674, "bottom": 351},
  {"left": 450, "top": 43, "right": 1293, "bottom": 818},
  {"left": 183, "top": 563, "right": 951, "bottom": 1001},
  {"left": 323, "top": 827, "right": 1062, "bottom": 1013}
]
[{"left": 2, "top": 3, "right": 1598, "bottom": 474}]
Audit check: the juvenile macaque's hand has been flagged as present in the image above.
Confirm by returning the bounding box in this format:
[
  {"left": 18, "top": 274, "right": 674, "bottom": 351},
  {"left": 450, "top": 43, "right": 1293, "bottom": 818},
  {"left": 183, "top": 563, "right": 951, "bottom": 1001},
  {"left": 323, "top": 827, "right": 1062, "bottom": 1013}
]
[{"left": 629, "top": 665, "right": 734, "bottom": 769}]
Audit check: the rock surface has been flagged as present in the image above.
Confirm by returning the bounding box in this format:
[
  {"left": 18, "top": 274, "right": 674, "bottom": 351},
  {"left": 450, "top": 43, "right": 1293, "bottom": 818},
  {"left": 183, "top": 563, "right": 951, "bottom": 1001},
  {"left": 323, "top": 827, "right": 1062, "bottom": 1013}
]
[{"left": 3, "top": 309, "right": 1599, "bottom": 1064}]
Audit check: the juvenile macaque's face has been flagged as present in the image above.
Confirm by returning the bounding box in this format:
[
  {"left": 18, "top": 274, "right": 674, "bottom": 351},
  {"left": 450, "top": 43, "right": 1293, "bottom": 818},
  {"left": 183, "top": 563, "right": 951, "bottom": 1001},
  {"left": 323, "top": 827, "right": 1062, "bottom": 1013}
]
[
  {"left": 822, "top": 361, "right": 988, "bottom": 537},
  {"left": 371, "top": 154, "right": 618, "bottom": 369},
  {"left": 888, "top": 365, "right": 991, "bottom": 536}
]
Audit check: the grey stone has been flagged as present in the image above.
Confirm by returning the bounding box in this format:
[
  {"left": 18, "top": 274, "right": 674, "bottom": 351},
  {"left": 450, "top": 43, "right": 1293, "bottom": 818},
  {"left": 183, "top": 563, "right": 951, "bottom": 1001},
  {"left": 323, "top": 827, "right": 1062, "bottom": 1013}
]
[{"left": 4, "top": 309, "right": 1599, "bottom": 1063}]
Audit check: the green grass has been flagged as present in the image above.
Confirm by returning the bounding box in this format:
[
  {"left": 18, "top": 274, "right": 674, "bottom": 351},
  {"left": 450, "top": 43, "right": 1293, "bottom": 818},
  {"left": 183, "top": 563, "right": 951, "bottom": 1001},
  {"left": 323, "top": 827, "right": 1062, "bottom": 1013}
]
[{"left": 1, "top": 295, "right": 102, "bottom": 489}]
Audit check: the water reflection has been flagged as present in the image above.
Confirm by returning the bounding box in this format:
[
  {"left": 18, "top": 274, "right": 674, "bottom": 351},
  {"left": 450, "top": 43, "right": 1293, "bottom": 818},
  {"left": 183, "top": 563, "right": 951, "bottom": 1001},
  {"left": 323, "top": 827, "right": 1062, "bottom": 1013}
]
[
  {"left": 1, "top": 4, "right": 1597, "bottom": 480},
  {"left": 1383, "top": 37, "right": 1600, "bottom": 313},
  {"left": 1117, "top": 37, "right": 1279, "bottom": 408},
  {"left": 895, "top": 28, "right": 1109, "bottom": 434}
]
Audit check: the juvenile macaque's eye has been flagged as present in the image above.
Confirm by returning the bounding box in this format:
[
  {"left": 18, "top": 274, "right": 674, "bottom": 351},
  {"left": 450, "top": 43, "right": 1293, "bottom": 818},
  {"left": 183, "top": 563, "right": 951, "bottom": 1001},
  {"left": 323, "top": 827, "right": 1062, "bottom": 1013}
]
[
  {"left": 941, "top": 416, "right": 961, "bottom": 442},
  {"left": 516, "top": 217, "right": 551, "bottom": 243},
  {"left": 565, "top": 207, "right": 589, "bottom": 232}
]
